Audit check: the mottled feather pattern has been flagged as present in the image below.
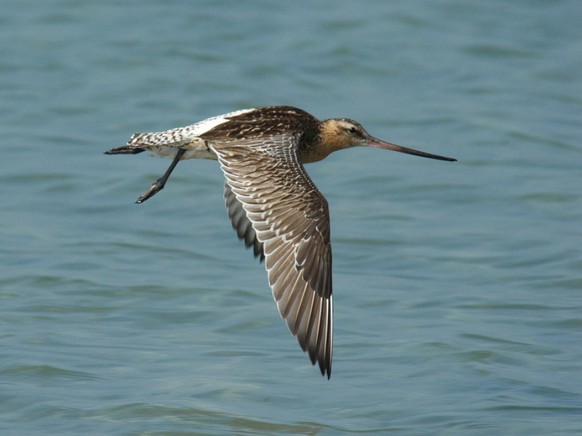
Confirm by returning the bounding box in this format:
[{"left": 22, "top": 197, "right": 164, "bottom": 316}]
[
  {"left": 105, "top": 105, "right": 453, "bottom": 378},
  {"left": 211, "top": 135, "right": 333, "bottom": 377},
  {"left": 106, "top": 108, "right": 256, "bottom": 155},
  {"left": 127, "top": 129, "right": 191, "bottom": 148},
  {"left": 224, "top": 183, "right": 264, "bottom": 261},
  {"left": 202, "top": 106, "right": 320, "bottom": 144}
]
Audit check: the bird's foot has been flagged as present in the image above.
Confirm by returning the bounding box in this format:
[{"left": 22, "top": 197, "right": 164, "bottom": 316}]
[{"left": 136, "top": 179, "right": 165, "bottom": 204}]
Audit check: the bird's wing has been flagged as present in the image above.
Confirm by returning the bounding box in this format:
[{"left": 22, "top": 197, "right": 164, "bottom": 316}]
[
  {"left": 224, "top": 182, "right": 264, "bottom": 261},
  {"left": 211, "top": 135, "right": 333, "bottom": 378}
]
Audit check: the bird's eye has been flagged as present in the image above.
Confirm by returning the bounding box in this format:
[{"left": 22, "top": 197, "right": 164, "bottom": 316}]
[{"left": 348, "top": 126, "right": 358, "bottom": 134}]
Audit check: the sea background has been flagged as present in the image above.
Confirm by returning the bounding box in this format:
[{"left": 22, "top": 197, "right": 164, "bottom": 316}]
[{"left": 1, "top": 1, "right": 581, "bottom": 434}]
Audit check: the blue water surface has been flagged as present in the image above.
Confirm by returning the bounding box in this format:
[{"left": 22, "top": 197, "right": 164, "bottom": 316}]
[{"left": 1, "top": 1, "right": 581, "bottom": 434}]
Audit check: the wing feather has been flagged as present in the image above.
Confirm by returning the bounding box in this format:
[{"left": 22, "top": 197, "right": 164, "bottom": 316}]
[
  {"left": 213, "top": 135, "right": 333, "bottom": 378},
  {"left": 224, "top": 183, "right": 264, "bottom": 260}
]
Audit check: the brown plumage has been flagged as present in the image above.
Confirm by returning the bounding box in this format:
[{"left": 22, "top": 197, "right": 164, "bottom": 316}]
[{"left": 106, "top": 105, "right": 456, "bottom": 378}]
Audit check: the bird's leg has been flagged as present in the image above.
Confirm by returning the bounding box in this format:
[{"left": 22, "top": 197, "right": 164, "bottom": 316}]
[{"left": 136, "top": 148, "right": 186, "bottom": 204}]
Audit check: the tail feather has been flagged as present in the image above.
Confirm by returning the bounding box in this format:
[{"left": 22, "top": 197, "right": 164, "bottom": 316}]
[
  {"left": 104, "top": 145, "right": 145, "bottom": 155},
  {"left": 105, "top": 126, "right": 198, "bottom": 156},
  {"left": 105, "top": 132, "right": 151, "bottom": 154}
]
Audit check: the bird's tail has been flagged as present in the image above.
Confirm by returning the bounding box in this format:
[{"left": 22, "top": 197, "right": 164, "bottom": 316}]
[
  {"left": 104, "top": 133, "right": 154, "bottom": 154},
  {"left": 105, "top": 127, "right": 196, "bottom": 155}
]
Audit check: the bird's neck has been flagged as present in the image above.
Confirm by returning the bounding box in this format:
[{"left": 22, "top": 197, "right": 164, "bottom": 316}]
[{"left": 299, "top": 120, "right": 351, "bottom": 164}]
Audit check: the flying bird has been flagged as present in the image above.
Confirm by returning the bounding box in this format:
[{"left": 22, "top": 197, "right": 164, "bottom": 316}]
[{"left": 105, "top": 105, "right": 456, "bottom": 378}]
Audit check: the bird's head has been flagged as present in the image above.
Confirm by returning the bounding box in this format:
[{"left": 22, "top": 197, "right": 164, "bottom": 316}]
[{"left": 315, "top": 118, "right": 456, "bottom": 163}]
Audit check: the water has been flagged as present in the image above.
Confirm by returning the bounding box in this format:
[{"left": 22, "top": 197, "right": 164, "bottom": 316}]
[{"left": 1, "top": 0, "right": 581, "bottom": 434}]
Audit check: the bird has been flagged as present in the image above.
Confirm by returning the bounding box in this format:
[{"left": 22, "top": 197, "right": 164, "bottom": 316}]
[{"left": 105, "top": 105, "right": 456, "bottom": 379}]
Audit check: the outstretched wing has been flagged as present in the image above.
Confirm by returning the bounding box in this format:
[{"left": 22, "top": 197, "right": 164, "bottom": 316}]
[
  {"left": 224, "top": 183, "right": 264, "bottom": 261},
  {"left": 212, "top": 135, "right": 333, "bottom": 378}
]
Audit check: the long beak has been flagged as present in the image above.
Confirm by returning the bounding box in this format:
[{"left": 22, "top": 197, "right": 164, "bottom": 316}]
[{"left": 368, "top": 137, "right": 457, "bottom": 162}]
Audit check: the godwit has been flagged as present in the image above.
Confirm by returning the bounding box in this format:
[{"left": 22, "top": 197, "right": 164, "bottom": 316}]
[{"left": 106, "top": 106, "right": 456, "bottom": 378}]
